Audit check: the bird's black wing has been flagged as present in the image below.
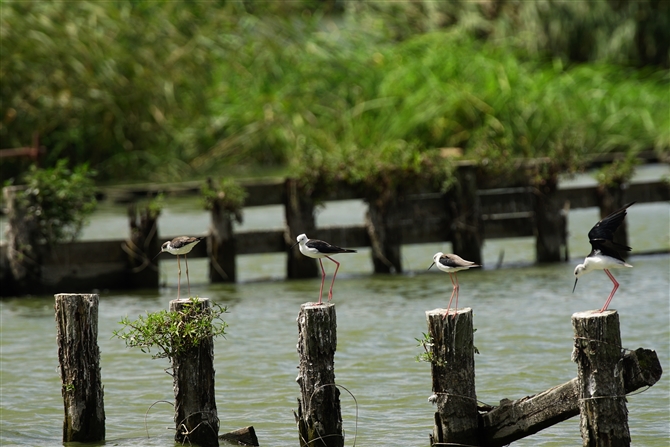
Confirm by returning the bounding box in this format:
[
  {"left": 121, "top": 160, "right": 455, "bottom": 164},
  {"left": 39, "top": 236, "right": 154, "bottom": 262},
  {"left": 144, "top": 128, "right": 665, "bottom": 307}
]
[
  {"left": 306, "top": 239, "right": 356, "bottom": 254},
  {"left": 588, "top": 202, "right": 634, "bottom": 256}
]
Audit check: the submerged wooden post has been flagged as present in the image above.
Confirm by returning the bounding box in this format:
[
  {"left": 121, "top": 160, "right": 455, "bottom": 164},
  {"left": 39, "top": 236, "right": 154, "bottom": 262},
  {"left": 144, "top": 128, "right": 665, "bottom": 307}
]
[
  {"left": 126, "top": 202, "right": 160, "bottom": 288},
  {"left": 296, "top": 303, "right": 343, "bottom": 447},
  {"left": 572, "top": 310, "right": 630, "bottom": 447},
  {"left": 446, "top": 166, "right": 483, "bottom": 265},
  {"left": 533, "top": 175, "right": 568, "bottom": 263},
  {"left": 54, "top": 293, "right": 105, "bottom": 442},
  {"left": 426, "top": 307, "right": 479, "bottom": 446},
  {"left": 208, "top": 179, "right": 237, "bottom": 282},
  {"left": 170, "top": 298, "right": 219, "bottom": 447},
  {"left": 285, "top": 178, "right": 319, "bottom": 279},
  {"left": 365, "top": 196, "right": 402, "bottom": 273}
]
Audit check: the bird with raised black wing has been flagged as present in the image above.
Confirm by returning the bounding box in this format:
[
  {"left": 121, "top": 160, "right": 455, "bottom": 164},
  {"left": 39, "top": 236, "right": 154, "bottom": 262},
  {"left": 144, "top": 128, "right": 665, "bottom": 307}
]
[
  {"left": 291, "top": 234, "right": 356, "bottom": 305},
  {"left": 428, "top": 252, "right": 480, "bottom": 319},
  {"left": 573, "top": 202, "right": 635, "bottom": 312},
  {"left": 154, "top": 236, "right": 204, "bottom": 299}
]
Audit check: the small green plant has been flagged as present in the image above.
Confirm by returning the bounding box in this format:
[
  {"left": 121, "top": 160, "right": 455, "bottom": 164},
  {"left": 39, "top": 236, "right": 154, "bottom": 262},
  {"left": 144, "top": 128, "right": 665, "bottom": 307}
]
[
  {"left": 113, "top": 297, "right": 228, "bottom": 360},
  {"left": 14, "top": 159, "right": 97, "bottom": 245},
  {"left": 415, "top": 332, "right": 445, "bottom": 366}
]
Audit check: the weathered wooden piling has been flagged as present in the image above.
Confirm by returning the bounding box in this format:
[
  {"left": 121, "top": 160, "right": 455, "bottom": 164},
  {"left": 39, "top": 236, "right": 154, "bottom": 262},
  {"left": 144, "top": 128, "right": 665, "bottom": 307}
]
[
  {"left": 170, "top": 298, "right": 219, "bottom": 447},
  {"left": 296, "top": 303, "right": 343, "bottom": 447},
  {"left": 572, "top": 310, "right": 630, "bottom": 447},
  {"left": 365, "top": 196, "right": 403, "bottom": 273},
  {"left": 285, "top": 178, "right": 319, "bottom": 279},
  {"left": 426, "top": 307, "right": 479, "bottom": 446},
  {"left": 125, "top": 202, "right": 160, "bottom": 288},
  {"left": 3, "top": 185, "right": 42, "bottom": 295},
  {"left": 208, "top": 184, "right": 237, "bottom": 282},
  {"left": 54, "top": 293, "right": 105, "bottom": 442},
  {"left": 533, "top": 175, "right": 568, "bottom": 263},
  {"left": 447, "top": 166, "right": 483, "bottom": 265}
]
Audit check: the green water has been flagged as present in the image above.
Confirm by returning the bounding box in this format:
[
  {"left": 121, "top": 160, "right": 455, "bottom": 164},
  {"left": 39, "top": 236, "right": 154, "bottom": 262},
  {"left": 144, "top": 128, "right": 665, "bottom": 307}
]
[{"left": 1, "top": 253, "right": 668, "bottom": 446}]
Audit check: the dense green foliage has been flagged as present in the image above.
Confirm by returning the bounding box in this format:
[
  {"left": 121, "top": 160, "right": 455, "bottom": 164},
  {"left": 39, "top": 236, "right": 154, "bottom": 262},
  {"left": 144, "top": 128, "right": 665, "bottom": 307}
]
[
  {"left": 2, "top": 0, "right": 668, "bottom": 187},
  {"left": 15, "top": 159, "right": 97, "bottom": 245},
  {"left": 113, "top": 297, "right": 228, "bottom": 361}
]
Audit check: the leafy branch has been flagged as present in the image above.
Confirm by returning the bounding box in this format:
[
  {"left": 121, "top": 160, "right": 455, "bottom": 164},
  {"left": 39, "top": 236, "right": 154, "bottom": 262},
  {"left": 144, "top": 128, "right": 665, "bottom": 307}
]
[{"left": 113, "top": 298, "right": 228, "bottom": 360}]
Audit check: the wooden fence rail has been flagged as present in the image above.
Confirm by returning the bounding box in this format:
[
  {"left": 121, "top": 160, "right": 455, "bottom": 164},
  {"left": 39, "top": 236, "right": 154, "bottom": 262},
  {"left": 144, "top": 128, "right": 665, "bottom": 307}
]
[{"left": 1, "top": 175, "right": 668, "bottom": 295}]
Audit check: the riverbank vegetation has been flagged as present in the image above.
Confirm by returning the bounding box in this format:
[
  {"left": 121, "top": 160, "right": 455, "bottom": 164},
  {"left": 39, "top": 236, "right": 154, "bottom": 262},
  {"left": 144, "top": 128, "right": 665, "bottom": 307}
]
[{"left": 2, "top": 0, "right": 668, "bottom": 188}]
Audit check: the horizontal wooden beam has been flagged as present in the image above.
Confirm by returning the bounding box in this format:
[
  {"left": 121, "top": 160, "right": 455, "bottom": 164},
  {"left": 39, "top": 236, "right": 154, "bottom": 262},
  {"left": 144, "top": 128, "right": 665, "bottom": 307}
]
[{"left": 479, "top": 348, "right": 662, "bottom": 447}]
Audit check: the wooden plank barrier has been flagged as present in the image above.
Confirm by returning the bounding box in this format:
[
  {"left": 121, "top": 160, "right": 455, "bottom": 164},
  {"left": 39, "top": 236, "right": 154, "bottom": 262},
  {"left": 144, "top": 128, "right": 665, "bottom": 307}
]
[{"left": 1, "top": 175, "right": 668, "bottom": 294}]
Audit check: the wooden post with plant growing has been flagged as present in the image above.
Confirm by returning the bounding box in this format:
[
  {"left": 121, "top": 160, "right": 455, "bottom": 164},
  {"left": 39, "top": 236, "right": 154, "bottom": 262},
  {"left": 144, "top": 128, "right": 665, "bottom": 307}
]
[
  {"left": 114, "top": 297, "right": 228, "bottom": 447},
  {"left": 285, "top": 178, "right": 319, "bottom": 279},
  {"left": 426, "top": 307, "right": 479, "bottom": 446},
  {"left": 572, "top": 310, "right": 631, "bottom": 447},
  {"left": 170, "top": 298, "right": 220, "bottom": 447},
  {"left": 296, "top": 303, "right": 343, "bottom": 447},
  {"left": 125, "top": 198, "right": 161, "bottom": 288},
  {"left": 54, "top": 293, "right": 105, "bottom": 442},
  {"left": 203, "top": 178, "right": 246, "bottom": 283}
]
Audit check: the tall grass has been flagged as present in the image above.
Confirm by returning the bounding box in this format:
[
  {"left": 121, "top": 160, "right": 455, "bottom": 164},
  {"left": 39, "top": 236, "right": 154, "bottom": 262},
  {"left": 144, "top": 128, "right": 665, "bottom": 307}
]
[{"left": 2, "top": 1, "right": 668, "bottom": 186}]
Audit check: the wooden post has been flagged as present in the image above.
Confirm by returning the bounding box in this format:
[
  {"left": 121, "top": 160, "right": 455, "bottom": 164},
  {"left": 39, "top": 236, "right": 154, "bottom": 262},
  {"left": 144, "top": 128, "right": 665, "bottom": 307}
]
[
  {"left": 364, "top": 196, "right": 402, "bottom": 273},
  {"left": 54, "top": 293, "right": 105, "bottom": 442},
  {"left": 3, "top": 185, "right": 42, "bottom": 295},
  {"left": 296, "top": 303, "right": 343, "bottom": 447},
  {"left": 126, "top": 202, "right": 160, "bottom": 288},
  {"left": 572, "top": 310, "right": 630, "bottom": 447},
  {"left": 285, "top": 178, "right": 319, "bottom": 279},
  {"left": 170, "top": 298, "right": 219, "bottom": 447},
  {"left": 208, "top": 180, "right": 237, "bottom": 282},
  {"left": 533, "top": 175, "right": 568, "bottom": 263},
  {"left": 426, "top": 307, "right": 479, "bottom": 446},
  {"left": 480, "top": 347, "right": 662, "bottom": 446},
  {"left": 446, "top": 166, "right": 483, "bottom": 265}
]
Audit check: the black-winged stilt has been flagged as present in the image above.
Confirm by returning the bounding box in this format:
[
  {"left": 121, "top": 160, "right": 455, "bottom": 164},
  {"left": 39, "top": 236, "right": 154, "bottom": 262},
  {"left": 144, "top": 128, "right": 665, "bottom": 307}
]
[
  {"left": 428, "top": 252, "right": 480, "bottom": 319},
  {"left": 291, "top": 234, "right": 356, "bottom": 305},
  {"left": 154, "top": 236, "right": 205, "bottom": 299},
  {"left": 573, "top": 202, "right": 635, "bottom": 312}
]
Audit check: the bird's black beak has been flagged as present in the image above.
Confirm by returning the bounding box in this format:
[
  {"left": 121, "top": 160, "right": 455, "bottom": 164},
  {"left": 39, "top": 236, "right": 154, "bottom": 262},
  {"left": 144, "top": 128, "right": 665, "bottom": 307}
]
[
  {"left": 152, "top": 251, "right": 162, "bottom": 261},
  {"left": 572, "top": 278, "right": 578, "bottom": 294},
  {"left": 290, "top": 241, "right": 299, "bottom": 251},
  {"left": 427, "top": 262, "right": 435, "bottom": 271}
]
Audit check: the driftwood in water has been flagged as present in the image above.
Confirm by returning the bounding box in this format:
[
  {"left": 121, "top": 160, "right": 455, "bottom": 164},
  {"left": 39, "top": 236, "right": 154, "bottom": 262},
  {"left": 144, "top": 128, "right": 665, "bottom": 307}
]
[
  {"left": 170, "top": 298, "right": 219, "bottom": 447},
  {"left": 285, "top": 178, "right": 319, "bottom": 279},
  {"left": 296, "top": 303, "right": 343, "bottom": 447},
  {"left": 572, "top": 310, "right": 630, "bottom": 446},
  {"left": 479, "top": 347, "right": 662, "bottom": 446},
  {"left": 426, "top": 307, "right": 479, "bottom": 446},
  {"left": 54, "top": 293, "right": 105, "bottom": 442},
  {"left": 219, "top": 426, "right": 259, "bottom": 446}
]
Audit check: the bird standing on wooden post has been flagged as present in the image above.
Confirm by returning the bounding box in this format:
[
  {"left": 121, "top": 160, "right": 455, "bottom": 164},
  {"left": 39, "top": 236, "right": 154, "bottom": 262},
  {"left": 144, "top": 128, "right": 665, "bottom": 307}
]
[
  {"left": 428, "top": 252, "right": 480, "bottom": 319},
  {"left": 573, "top": 202, "right": 634, "bottom": 312},
  {"left": 154, "top": 236, "right": 204, "bottom": 299},
  {"left": 291, "top": 233, "right": 356, "bottom": 305}
]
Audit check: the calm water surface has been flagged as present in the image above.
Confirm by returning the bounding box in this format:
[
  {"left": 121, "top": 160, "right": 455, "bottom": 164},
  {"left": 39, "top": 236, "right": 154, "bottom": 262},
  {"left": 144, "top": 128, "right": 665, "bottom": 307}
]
[{"left": 1, "top": 167, "right": 669, "bottom": 446}]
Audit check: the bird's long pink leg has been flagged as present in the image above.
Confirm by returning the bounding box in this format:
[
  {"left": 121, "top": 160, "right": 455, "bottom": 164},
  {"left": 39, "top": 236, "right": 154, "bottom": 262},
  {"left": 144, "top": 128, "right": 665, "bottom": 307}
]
[
  {"left": 177, "top": 255, "right": 181, "bottom": 300},
  {"left": 442, "top": 273, "right": 458, "bottom": 320},
  {"left": 185, "top": 255, "right": 191, "bottom": 297},
  {"left": 317, "top": 258, "right": 326, "bottom": 305},
  {"left": 326, "top": 256, "right": 341, "bottom": 302},
  {"left": 600, "top": 269, "right": 619, "bottom": 312},
  {"left": 451, "top": 274, "right": 461, "bottom": 320}
]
